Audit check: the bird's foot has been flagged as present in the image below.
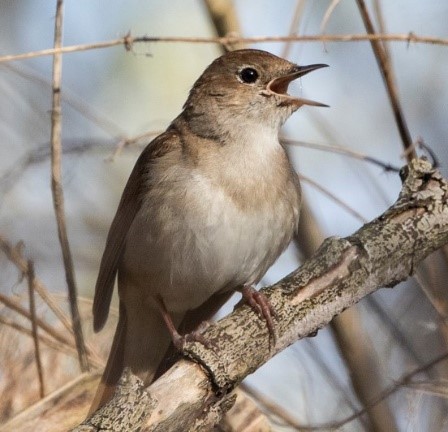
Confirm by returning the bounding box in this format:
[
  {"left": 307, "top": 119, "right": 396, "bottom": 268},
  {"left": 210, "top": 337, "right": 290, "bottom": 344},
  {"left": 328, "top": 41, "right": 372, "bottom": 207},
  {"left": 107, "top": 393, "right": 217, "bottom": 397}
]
[
  {"left": 240, "top": 285, "right": 277, "bottom": 343},
  {"left": 170, "top": 326, "right": 214, "bottom": 351},
  {"left": 156, "top": 295, "right": 214, "bottom": 350}
]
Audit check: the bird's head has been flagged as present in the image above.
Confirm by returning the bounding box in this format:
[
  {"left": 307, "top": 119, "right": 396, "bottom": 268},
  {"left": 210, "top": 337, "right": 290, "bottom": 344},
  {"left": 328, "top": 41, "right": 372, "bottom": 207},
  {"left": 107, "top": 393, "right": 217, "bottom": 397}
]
[{"left": 184, "top": 49, "right": 328, "bottom": 135}]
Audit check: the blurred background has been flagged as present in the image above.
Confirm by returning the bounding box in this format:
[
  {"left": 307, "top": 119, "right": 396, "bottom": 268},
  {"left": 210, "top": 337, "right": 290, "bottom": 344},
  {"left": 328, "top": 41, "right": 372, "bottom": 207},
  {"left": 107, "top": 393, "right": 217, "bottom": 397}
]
[{"left": 1, "top": 0, "right": 447, "bottom": 430}]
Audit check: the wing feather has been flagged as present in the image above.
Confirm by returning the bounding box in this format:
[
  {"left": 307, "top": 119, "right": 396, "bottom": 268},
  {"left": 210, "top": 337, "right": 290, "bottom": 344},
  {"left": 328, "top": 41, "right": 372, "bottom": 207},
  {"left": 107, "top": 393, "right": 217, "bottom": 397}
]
[{"left": 92, "top": 130, "right": 179, "bottom": 331}]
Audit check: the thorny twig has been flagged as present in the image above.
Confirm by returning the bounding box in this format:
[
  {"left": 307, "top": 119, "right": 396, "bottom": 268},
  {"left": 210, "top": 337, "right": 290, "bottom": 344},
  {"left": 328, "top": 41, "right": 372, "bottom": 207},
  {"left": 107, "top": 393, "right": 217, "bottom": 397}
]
[{"left": 1, "top": 32, "right": 447, "bottom": 64}]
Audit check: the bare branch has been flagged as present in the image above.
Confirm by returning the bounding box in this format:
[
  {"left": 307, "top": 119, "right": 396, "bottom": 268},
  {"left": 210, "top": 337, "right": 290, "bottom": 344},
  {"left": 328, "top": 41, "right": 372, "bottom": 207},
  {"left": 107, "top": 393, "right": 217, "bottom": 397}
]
[
  {"left": 106, "top": 130, "right": 162, "bottom": 162},
  {"left": 298, "top": 173, "right": 368, "bottom": 222},
  {"left": 26, "top": 260, "right": 46, "bottom": 398},
  {"left": 0, "top": 315, "right": 102, "bottom": 367},
  {"left": 241, "top": 383, "right": 305, "bottom": 430},
  {"left": 202, "top": 0, "right": 243, "bottom": 51},
  {"left": 71, "top": 158, "right": 448, "bottom": 431},
  {"left": 242, "top": 351, "right": 448, "bottom": 431},
  {"left": 49, "top": 0, "right": 89, "bottom": 372},
  {"left": 1, "top": 32, "right": 447, "bottom": 64},
  {"left": 320, "top": 0, "right": 342, "bottom": 35},
  {"left": 0, "top": 235, "right": 73, "bottom": 335},
  {"left": 308, "top": 351, "right": 448, "bottom": 430},
  {"left": 282, "top": 137, "right": 400, "bottom": 172},
  {"left": 3, "top": 63, "right": 126, "bottom": 139},
  {"left": 0, "top": 235, "right": 104, "bottom": 366},
  {"left": 0, "top": 291, "right": 73, "bottom": 348},
  {"left": 356, "top": 0, "right": 415, "bottom": 160},
  {"left": 281, "top": 0, "right": 306, "bottom": 58}
]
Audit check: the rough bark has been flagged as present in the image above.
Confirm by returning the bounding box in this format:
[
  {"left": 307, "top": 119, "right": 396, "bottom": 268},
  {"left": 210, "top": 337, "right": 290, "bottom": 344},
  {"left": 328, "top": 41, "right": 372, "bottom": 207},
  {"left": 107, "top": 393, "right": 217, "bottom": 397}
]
[
  {"left": 298, "top": 201, "right": 398, "bottom": 432},
  {"left": 75, "top": 159, "right": 448, "bottom": 430},
  {"left": 3, "top": 158, "right": 447, "bottom": 431}
]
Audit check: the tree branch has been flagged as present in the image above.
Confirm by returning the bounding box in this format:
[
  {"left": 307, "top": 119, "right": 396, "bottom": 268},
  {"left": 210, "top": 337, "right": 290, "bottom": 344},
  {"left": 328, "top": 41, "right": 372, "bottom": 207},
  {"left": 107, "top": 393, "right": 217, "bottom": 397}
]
[
  {"left": 68, "top": 158, "right": 448, "bottom": 431},
  {"left": 26, "top": 260, "right": 46, "bottom": 398},
  {"left": 49, "top": 0, "right": 89, "bottom": 372},
  {"left": 4, "top": 158, "right": 446, "bottom": 431},
  {"left": 1, "top": 32, "right": 447, "bottom": 64},
  {"left": 356, "top": 0, "right": 415, "bottom": 160}
]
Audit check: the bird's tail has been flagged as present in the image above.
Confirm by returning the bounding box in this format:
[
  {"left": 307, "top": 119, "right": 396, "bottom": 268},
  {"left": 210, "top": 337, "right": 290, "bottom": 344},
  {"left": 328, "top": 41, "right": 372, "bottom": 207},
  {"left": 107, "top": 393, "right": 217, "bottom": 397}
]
[
  {"left": 88, "top": 302, "right": 127, "bottom": 415},
  {"left": 88, "top": 301, "right": 181, "bottom": 415},
  {"left": 89, "top": 291, "right": 234, "bottom": 415}
]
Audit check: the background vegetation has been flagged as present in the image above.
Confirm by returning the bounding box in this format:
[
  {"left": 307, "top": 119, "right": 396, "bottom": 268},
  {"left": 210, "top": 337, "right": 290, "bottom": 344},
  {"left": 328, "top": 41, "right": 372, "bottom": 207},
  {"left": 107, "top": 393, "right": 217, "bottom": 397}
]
[{"left": 1, "top": 1, "right": 447, "bottom": 430}]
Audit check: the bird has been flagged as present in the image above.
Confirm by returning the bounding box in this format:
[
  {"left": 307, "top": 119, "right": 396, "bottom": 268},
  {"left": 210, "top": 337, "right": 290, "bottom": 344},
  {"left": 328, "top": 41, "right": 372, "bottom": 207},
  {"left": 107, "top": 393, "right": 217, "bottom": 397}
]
[{"left": 89, "top": 48, "right": 327, "bottom": 413}]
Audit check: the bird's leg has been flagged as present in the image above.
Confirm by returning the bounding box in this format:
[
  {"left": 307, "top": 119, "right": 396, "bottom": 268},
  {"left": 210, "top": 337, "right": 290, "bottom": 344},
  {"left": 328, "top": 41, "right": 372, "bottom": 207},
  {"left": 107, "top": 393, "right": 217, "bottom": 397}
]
[
  {"left": 240, "top": 285, "right": 277, "bottom": 343},
  {"left": 155, "top": 295, "right": 212, "bottom": 350}
]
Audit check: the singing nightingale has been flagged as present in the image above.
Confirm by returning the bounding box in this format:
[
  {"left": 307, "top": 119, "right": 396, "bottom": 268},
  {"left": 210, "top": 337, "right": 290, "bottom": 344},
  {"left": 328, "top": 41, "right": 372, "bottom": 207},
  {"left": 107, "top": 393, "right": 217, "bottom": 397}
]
[{"left": 90, "top": 49, "right": 327, "bottom": 412}]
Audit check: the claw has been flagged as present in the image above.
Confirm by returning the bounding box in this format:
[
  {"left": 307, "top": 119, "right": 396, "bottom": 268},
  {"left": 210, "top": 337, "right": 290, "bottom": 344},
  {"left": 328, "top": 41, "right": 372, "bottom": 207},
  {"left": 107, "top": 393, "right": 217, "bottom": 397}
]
[
  {"left": 156, "top": 295, "right": 215, "bottom": 350},
  {"left": 171, "top": 329, "right": 214, "bottom": 350},
  {"left": 241, "top": 285, "right": 277, "bottom": 344}
]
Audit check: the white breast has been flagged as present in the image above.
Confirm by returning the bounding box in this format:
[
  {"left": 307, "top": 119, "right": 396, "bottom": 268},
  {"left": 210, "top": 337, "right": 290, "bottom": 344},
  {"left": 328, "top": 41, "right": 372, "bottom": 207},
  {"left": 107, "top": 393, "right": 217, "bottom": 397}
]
[{"left": 122, "top": 128, "right": 300, "bottom": 313}]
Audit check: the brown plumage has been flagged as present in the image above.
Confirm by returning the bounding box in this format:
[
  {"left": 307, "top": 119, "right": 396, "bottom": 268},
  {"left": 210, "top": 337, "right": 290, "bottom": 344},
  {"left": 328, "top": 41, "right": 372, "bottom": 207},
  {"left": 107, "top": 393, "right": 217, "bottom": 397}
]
[{"left": 90, "top": 49, "right": 327, "bottom": 413}]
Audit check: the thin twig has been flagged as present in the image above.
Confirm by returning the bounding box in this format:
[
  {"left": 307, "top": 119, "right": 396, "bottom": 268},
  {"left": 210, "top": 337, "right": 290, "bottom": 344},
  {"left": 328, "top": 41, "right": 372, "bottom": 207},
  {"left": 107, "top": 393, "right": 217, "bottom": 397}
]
[
  {"left": 365, "top": 297, "right": 425, "bottom": 366},
  {"left": 202, "top": 0, "right": 243, "bottom": 51},
  {"left": 27, "top": 260, "right": 46, "bottom": 398},
  {"left": 403, "top": 380, "right": 448, "bottom": 398},
  {"left": 0, "top": 235, "right": 73, "bottom": 334},
  {"left": 0, "top": 291, "right": 105, "bottom": 368},
  {"left": 107, "top": 130, "right": 163, "bottom": 162},
  {"left": 372, "top": 0, "right": 391, "bottom": 56},
  {"left": 2, "top": 63, "right": 126, "bottom": 139},
  {"left": 298, "top": 173, "right": 368, "bottom": 222},
  {"left": 1, "top": 32, "right": 447, "bottom": 64},
  {"left": 49, "top": 0, "right": 89, "bottom": 372},
  {"left": 282, "top": 137, "right": 400, "bottom": 172},
  {"left": 320, "top": 0, "right": 342, "bottom": 34},
  {"left": 0, "top": 235, "right": 103, "bottom": 365},
  {"left": 250, "top": 351, "right": 448, "bottom": 431},
  {"left": 0, "top": 140, "right": 111, "bottom": 197},
  {"left": 0, "top": 292, "right": 73, "bottom": 347},
  {"left": 415, "top": 137, "right": 440, "bottom": 168},
  {"left": 300, "top": 340, "right": 369, "bottom": 429},
  {"left": 301, "top": 352, "right": 448, "bottom": 430},
  {"left": 241, "top": 383, "right": 304, "bottom": 430},
  {"left": 281, "top": 0, "right": 306, "bottom": 58},
  {"left": 0, "top": 315, "right": 104, "bottom": 368},
  {"left": 356, "top": 0, "right": 415, "bottom": 161}
]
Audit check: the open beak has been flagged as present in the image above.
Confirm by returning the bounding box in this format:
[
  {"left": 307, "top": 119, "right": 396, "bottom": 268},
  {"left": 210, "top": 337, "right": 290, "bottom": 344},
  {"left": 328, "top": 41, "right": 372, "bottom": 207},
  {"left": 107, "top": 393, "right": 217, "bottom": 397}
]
[{"left": 266, "top": 63, "right": 329, "bottom": 108}]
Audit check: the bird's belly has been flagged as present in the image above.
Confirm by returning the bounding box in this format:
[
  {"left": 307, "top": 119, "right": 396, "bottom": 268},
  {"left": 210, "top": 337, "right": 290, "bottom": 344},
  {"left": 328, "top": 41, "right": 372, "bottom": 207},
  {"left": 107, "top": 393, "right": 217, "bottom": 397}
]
[{"left": 121, "top": 175, "right": 298, "bottom": 312}]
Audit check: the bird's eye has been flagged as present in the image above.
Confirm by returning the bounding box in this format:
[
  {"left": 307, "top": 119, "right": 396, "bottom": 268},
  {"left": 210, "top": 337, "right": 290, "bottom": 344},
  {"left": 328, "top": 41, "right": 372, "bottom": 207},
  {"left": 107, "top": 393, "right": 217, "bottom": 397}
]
[{"left": 239, "top": 67, "right": 259, "bottom": 84}]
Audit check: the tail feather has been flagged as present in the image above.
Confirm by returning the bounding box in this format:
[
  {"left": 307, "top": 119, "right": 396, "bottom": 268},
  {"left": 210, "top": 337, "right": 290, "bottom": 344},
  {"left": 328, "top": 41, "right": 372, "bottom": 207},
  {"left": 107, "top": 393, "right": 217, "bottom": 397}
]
[
  {"left": 89, "top": 301, "right": 184, "bottom": 414},
  {"left": 89, "top": 291, "right": 234, "bottom": 415},
  {"left": 89, "top": 302, "right": 127, "bottom": 415}
]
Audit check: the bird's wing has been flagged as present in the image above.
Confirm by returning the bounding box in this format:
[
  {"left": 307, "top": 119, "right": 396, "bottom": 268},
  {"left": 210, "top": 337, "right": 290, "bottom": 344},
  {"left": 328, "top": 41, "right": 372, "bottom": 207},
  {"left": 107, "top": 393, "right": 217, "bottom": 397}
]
[{"left": 92, "top": 130, "right": 180, "bottom": 332}]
